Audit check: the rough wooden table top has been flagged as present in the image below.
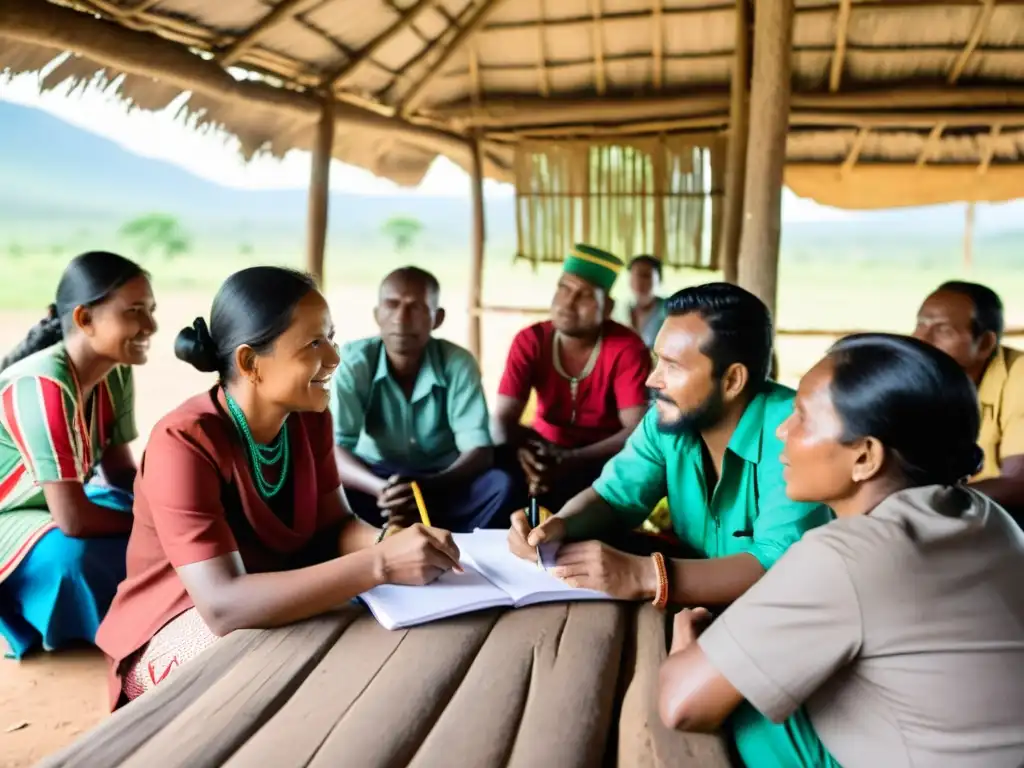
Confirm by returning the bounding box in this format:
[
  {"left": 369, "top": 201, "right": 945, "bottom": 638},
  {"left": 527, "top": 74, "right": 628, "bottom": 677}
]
[{"left": 39, "top": 603, "right": 731, "bottom": 768}]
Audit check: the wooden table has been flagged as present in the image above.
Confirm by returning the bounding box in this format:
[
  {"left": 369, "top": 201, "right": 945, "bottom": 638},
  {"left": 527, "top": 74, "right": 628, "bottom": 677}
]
[{"left": 39, "top": 604, "right": 731, "bottom": 768}]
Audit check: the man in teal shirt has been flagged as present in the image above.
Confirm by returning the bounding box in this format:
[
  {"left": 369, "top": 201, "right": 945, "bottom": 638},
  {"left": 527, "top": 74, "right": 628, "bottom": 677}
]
[
  {"left": 509, "top": 282, "right": 832, "bottom": 606},
  {"left": 332, "top": 267, "right": 514, "bottom": 532}
]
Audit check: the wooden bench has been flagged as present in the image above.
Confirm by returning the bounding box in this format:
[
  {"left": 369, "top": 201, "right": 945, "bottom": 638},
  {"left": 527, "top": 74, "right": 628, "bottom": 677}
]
[{"left": 39, "top": 604, "right": 731, "bottom": 768}]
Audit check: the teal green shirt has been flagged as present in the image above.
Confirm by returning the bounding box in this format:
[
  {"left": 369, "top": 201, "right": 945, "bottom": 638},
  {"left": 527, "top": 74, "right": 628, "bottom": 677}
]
[
  {"left": 331, "top": 337, "right": 492, "bottom": 471},
  {"left": 592, "top": 382, "right": 832, "bottom": 568}
]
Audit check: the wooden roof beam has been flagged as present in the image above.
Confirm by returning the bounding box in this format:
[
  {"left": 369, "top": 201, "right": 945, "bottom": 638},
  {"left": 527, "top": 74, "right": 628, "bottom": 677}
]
[
  {"left": 480, "top": 1, "right": 1024, "bottom": 33},
  {"left": 652, "top": 0, "right": 663, "bottom": 90},
  {"left": 591, "top": 0, "right": 607, "bottom": 95},
  {"left": 324, "top": 0, "right": 438, "bottom": 90},
  {"left": 468, "top": 38, "right": 482, "bottom": 105},
  {"left": 791, "top": 111, "right": 1024, "bottom": 127},
  {"left": 841, "top": 126, "right": 869, "bottom": 173},
  {"left": 219, "top": 0, "right": 323, "bottom": 68},
  {"left": 916, "top": 123, "right": 946, "bottom": 166},
  {"left": 978, "top": 122, "right": 1002, "bottom": 173},
  {"left": 829, "top": 0, "right": 852, "bottom": 92},
  {"left": 376, "top": 0, "right": 475, "bottom": 101},
  {"left": 127, "top": 0, "right": 163, "bottom": 15},
  {"left": 536, "top": 0, "right": 550, "bottom": 97},
  {"left": 381, "top": 0, "right": 432, "bottom": 45},
  {"left": 949, "top": 0, "right": 997, "bottom": 84},
  {"left": 398, "top": 0, "right": 513, "bottom": 116}
]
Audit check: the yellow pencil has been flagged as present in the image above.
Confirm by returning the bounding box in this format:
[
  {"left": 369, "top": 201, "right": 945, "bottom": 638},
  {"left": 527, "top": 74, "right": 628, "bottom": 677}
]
[{"left": 410, "top": 481, "right": 432, "bottom": 527}]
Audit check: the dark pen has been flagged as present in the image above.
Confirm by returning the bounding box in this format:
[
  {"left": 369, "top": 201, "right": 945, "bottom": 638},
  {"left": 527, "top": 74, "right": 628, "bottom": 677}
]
[{"left": 528, "top": 496, "right": 542, "bottom": 569}]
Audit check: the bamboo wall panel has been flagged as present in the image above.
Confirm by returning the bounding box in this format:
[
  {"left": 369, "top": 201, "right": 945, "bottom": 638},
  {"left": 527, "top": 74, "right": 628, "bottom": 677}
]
[{"left": 513, "top": 138, "right": 724, "bottom": 270}]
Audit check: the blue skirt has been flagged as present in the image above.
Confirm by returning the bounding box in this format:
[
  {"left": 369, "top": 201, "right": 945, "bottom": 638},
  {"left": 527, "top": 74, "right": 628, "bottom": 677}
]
[{"left": 0, "top": 485, "right": 132, "bottom": 659}]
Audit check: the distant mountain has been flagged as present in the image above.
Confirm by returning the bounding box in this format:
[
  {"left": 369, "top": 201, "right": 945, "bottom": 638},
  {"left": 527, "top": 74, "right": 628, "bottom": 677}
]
[
  {"left": 1, "top": 100, "right": 1021, "bottom": 251},
  {"left": 0, "top": 101, "right": 519, "bottom": 249}
]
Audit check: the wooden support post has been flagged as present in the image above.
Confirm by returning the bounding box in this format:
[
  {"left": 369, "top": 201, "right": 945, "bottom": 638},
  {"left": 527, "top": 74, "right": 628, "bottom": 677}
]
[
  {"left": 468, "top": 136, "right": 486, "bottom": 361},
  {"left": 719, "top": 0, "right": 750, "bottom": 284},
  {"left": 306, "top": 99, "right": 334, "bottom": 286},
  {"left": 736, "top": 0, "right": 794, "bottom": 319},
  {"left": 963, "top": 201, "right": 975, "bottom": 272}
]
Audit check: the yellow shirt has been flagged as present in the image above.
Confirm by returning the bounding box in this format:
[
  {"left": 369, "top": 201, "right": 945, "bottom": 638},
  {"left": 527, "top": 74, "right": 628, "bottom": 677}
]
[{"left": 975, "top": 346, "right": 1024, "bottom": 481}]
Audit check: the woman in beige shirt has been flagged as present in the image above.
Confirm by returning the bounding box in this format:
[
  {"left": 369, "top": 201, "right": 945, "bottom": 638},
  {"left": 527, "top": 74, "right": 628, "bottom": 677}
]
[{"left": 659, "top": 333, "right": 1024, "bottom": 768}]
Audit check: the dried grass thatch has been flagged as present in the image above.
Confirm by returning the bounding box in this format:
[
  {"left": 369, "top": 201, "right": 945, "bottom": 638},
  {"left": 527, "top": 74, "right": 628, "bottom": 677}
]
[{"left": 2, "top": 0, "right": 1024, "bottom": 204}]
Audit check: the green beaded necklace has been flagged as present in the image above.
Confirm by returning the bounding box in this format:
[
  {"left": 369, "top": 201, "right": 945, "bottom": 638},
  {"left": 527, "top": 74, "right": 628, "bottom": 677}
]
[{"left": 224, "top": 390, "right": 290, "bottom": 499}]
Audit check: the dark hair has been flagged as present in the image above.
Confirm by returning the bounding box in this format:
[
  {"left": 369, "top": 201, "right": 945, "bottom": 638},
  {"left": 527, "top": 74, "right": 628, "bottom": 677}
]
[
  {"left": 175, "top": 266, "right": 318, "bottom": 380},
  {"left": 665, "top": 282, "right": 773, "bottom": 388},
  {"left": 827, "top": 333, "right": 983, "bottom": 487},
  {"left": 936, "top": 280, "right": 1004, "bottom": 343},
  {"left": 383, "top": 266, "right": 440, "bottom": 301},
  {"left": 629, "top": 255, "right": 663, "bottom": 280},
  {"left": 1, "top": 251, "right": 146, "bottom": 371}
]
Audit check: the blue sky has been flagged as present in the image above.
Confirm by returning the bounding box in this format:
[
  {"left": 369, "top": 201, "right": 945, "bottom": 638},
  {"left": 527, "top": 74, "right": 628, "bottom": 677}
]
[{"left": 1, "top": 71, "right": 848, "bottom": 220}]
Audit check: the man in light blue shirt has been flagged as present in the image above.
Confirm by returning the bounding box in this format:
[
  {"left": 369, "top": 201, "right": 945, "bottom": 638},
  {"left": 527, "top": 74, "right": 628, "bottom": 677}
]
[{"left": 331, "top": 267, "right": 513, "bottom": 532}]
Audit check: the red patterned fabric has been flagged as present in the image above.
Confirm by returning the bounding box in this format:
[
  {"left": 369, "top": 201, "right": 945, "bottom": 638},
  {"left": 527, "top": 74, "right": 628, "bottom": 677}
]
[{"left": 122, "top": 608, "right": 220, "bottom": 701}]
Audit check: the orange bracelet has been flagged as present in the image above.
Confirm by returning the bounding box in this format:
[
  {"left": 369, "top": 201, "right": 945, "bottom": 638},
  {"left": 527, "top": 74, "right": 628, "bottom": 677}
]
[{"left": 651, "top": 552, "right": 669, "bottom": 610}]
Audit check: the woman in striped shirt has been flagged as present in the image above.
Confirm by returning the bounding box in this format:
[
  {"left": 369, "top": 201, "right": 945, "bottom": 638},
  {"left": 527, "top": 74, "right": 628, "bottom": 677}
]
[{"left": 0, "top": 251, "right": 156, "bottom": 658}]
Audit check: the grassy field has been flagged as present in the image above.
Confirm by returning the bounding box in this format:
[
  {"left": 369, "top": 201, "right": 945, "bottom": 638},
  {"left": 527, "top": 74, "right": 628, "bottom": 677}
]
[{"left": 2, "top": 243, "right": 1023, "bottom": 451}]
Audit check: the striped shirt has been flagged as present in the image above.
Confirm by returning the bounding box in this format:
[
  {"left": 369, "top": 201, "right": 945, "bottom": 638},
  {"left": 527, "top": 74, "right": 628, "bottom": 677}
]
[{"left": 0, "top": 343, "right": 136, "bottom": 581}]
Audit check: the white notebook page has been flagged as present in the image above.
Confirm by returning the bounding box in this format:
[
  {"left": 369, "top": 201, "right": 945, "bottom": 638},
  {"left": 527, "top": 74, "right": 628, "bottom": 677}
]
[
  {"left": 453, "top": 530, "right": 609, "bottom": 607},
  {"left": 359, "top": 561, "right": 511, "bottom": 630}
]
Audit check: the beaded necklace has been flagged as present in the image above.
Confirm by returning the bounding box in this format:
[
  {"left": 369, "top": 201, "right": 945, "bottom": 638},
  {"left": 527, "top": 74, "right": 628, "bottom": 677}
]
[
  {"left": 224, "top": 390, "right": 290, "bottom": 499},
  {"left": 552, "top": 331, "right": 602, "bottom": 424}
]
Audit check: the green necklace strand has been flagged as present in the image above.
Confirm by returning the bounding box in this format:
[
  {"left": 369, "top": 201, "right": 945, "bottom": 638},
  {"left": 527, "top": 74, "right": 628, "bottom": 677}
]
[{"left": 224, "top": 391, "right": 290, "bottom": 499}]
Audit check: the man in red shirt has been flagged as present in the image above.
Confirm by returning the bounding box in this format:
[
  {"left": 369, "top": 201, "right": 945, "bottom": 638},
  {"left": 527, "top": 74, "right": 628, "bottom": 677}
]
[{"left": 492, "top": 244, "right": 651, "bottom": 514}]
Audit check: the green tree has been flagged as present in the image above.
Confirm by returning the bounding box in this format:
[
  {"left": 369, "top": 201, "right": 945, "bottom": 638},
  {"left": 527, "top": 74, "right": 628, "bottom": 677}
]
[
  {"left": 118, "top": 213, "right": 192, "bottom": 259},
  {"left": 381, "top": 215, "right": 424, "bottom": 254}
]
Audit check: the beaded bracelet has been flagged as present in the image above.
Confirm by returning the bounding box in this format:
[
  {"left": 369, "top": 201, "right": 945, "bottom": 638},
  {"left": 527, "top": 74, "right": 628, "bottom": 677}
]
[{"left": 650, "top": 552, "right": 669, "bottom": 610}]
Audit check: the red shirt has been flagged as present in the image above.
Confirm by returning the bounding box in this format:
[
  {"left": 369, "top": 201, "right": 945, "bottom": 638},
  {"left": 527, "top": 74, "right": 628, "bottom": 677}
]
[
  {"left": 498, "top": 320, "right": 651, "bottom": 448},
  {"left": 95, "top": 388, "right": 342, "bottom": 709}
]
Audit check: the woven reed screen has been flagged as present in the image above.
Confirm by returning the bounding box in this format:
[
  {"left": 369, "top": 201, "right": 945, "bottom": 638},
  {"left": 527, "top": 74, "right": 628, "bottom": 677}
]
[{"left": 513, "top": 136, "right": 724, "bottom": 270}]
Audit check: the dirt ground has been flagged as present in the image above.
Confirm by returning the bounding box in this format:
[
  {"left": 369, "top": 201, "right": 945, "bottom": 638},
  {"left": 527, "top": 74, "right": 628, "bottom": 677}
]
[{"left": 0, "top": 648, "right": 108, "bottom": 768}]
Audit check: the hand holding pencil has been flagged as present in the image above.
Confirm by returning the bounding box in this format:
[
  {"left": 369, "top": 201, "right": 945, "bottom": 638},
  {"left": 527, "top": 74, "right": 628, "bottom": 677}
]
[
  {"left": 374, "top": 524, "right": 463, "bottom": 585},
  {"left": 375, "top": 477, "right": 463, "bottom": 581},
  {"left": 507, "top": 503, "right": 563, "bottom": 565}
]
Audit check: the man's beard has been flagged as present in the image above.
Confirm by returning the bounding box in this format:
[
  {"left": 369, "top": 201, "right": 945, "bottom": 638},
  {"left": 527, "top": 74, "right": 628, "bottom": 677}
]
[{"left": 651, "top": 384, "right": 726, "bottom": 436}]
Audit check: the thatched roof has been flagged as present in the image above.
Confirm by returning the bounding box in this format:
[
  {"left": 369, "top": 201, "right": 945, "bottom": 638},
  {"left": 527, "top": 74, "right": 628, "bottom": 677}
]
[{"left": 3, "top": 0, "right": 1024, "bottom": 206}]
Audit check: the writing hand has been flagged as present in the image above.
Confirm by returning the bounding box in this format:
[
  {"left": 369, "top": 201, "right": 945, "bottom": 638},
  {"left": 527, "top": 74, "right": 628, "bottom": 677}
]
[
  {"left": 507, "top": 509, "right": 567, "bottom": 562},
  {"left": 374, "top": 523, "right": 462, "bottom": 585}
]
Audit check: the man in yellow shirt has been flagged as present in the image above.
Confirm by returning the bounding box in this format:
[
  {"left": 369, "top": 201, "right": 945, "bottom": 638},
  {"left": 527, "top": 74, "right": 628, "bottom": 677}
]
[{"left": 914, "top": 281, "right": 1024, "bottom": 520}]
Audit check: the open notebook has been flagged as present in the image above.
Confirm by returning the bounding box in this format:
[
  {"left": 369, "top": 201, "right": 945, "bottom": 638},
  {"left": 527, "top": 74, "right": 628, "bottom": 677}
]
[{"left": 359, "top": 529, "right": 614, "bottom": 630}]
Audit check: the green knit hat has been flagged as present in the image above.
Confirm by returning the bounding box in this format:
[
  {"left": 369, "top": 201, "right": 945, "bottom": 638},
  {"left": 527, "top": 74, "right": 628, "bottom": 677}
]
[{"left": 563, "top": 244, "right": 624, "bottom": 293}]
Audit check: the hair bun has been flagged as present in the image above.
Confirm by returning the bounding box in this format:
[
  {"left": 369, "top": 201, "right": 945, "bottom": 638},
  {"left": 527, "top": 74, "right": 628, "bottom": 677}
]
[
  {"left": 174, "top": 317, "right": 219, "bottom": 373},
  {"left": 944, "top": 443, "right": 985, "bottom": 485}
]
